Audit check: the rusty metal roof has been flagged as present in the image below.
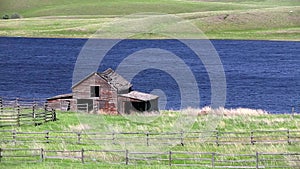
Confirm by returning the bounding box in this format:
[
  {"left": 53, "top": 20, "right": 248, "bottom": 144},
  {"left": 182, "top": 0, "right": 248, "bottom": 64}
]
[{"left": 119, "top": 91, "right": 159, "bottom": 101}]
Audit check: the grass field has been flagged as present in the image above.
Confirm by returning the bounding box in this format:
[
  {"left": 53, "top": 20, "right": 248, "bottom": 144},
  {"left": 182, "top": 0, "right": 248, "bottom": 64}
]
[
  {"left": 0, "top": 108, "right": 299, "bottom": 168},
  {"left": 0, "top": 0, "right": 299, "bottom": 40}
]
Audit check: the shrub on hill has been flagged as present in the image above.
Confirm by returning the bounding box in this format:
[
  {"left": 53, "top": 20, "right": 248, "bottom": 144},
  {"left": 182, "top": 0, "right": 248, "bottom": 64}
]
[
  {"left": 10, "top": 13, "right": 22, "bottom": 19},
  {"left": 2, "top": 14, "right": 9, "bottom": 19}
]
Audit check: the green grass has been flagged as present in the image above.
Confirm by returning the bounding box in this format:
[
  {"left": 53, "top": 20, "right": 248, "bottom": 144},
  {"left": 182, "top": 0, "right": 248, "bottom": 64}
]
[
  {"left": 0, "top": 0, "right": 274, "bottom": 17},
  {"left": 2, "top": 110, "right": 298, "bottom": 132},
  {"left": 0, "top": 109, "right": 299, "bottom": 168},
  {"left": 0, "top": 0, "right": 299, "bottom": 40},
  {"left": 0, "top": 163, "right": 192, "bottom": 169}
]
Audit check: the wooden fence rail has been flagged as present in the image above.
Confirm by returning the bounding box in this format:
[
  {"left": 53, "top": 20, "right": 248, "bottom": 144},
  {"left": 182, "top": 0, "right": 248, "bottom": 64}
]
[
  {"left": 0, "top": 97, "right": 90, "bottom": 113},
  {"left": 0, "top": 129, "right": 299, "bottom": 146},
  {"left": 0, "top": 97, "right": 46, "bottom": 108},
  {"left": 0, "top": 105, "right": 56, "bottom": 127},
  {"left": 0, "top": 148, "right": 299, "bottom": 168}
]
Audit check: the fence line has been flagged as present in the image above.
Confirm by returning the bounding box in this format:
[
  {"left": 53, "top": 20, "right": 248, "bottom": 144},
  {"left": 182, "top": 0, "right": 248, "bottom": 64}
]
[
  {"left": 0, "top": 97, "right": 90, "bottom": 113},
  {"left": 0, "top": 97, "right": 46, "bottom": 108},
  {"left": 0, "top": 129, "right": 299, "bottom": 146},
  {"left": 0, "top": 104, "right": 56, "bottom": 127},
  {"left": 2, "top": 97, "right": 300, "bottom": 114},
  {"left": 0, "top": 148, "right": 299, "bottom": 168}
]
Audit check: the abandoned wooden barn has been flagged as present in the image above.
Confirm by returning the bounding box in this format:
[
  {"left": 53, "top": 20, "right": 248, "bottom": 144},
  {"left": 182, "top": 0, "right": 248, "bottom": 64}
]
[{"left": 47, "top": 68, "right": 159, "bottom": 114}]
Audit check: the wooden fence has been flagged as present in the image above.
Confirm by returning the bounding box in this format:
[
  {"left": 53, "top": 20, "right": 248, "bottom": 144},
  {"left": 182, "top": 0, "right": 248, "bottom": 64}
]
[
  {"left": 0, "top": 97, "right": 46, "bottom": 108},
  {"left": 0, "top": 105, "right": 56, "bottom": 127},
  {"left": 0, "top": 129, "right": 299, "bottom": 146},
  {"left": 0, "top": 148, "right": 298, "bottom": 168},
  {"left": 0, "top": 97, "right": 91, "bottom": 113}
]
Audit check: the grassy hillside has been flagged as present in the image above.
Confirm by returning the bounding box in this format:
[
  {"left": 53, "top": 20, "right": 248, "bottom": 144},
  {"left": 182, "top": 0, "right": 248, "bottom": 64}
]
[
  {"left": 0, "top": 0, "right": 288, "bottom": 17},
  {"left": 0, "top": 0, "right": 299, "bottom": 40}
]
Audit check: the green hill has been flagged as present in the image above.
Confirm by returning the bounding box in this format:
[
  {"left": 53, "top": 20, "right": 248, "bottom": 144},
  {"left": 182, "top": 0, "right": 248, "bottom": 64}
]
[
  {"left": 0, "top": 0, "right": 299, "bottom": 40},
  {"left": 1, "top": 0, "right": 295, "bottom": 17}
]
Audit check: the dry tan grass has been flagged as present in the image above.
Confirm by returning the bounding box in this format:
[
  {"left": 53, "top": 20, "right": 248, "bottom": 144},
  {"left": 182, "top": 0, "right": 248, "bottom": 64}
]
[
  {"left": 198, "top": 106, "right": 268, "bottom": 116},
  {"left": 69, "top": 124, "right": 91, "bottom": 131}
]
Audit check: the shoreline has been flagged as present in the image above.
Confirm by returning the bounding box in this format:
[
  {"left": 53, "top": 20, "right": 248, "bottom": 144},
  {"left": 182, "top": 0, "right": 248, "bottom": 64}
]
[{"left": 1, "top": 35, "right": 299, "bottom": 42}]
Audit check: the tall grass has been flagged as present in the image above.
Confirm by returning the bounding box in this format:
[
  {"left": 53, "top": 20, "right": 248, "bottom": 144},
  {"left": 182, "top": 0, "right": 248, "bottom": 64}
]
[{"left": 0, "top": 108, "right": 299, "bottom": 168}]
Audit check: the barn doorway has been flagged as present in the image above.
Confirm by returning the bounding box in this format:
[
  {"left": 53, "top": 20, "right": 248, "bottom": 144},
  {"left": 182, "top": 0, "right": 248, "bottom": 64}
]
[
  {"left": 132, "top": 101, "right": 151, "bottom": 111},
  {"left": 77, "top": 99, "right": 93, "bottom": 112},
  {"left": 124, "top": 100, "right": 151, "bottom": 114}
]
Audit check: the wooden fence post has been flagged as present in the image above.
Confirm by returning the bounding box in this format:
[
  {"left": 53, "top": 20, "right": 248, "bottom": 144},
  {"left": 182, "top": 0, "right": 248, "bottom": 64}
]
[
  {"left": 180, "top": 131, "right": 184, "bottom": 146},
  {"left": 287, "top": 130, "right": 291, "bottom": 145},
  {"left": 77, "top": 132, "right": 81, "bottom": 144},
  {"left": 169, "top": 151, "right": 172, "bottom": 166},
  {"left": 12, "top": 130, "right": 16, "bottom": 145},
  {"left": 45, "top": 131, "right": 49, "bottom": 143},
  {"left": 44, "top": 104, "right": 48, "bottom": 111},
  {"left": 251, "top": 131, "right": 254, "bottom": 145},
  {"left": 32, "top": 104, "right": 36, "bottom": 126},
  {"left": 52, "top": 109, "right": 56, "bottom": 121},
  {"left": 112, "top": 131, "right": 115, "bottom": 144},
  {"left": 0, "top": 148, "right": 2, "bottom": 162},
  {"left": 255, "top": 152, "right": 259, "bottom": 169},
  {"left": 146, "top": 132, "right": 150, "bottom": 146},
  {"left": 40, "top": 148, "right": 44, "bottom": 162},
  {"left": 44, "top": 109, "right": 47, "bottom": 123},
  {"left": 0, "top": 97, "right": 3, "bottom": 113},
  {"left": 16, "top": 105, "right": 20, "bottom": 127},
  {"left": 81, "top": 148, "right": 84, "bottom": 164},
  {"left": 76, "top": 102, "right": 78, "bottom": 113},
  {"left": 85, "top": 103, "right": 88, "bottom": 113},
  {"left": 215, "top": 131, "right": 219, "bottom": 146},
  {"left": 125, "top": 150, "right": 129, "bottom": 165},
  {"left": 212, "top": 152, "right": 215, "bottom": 168}
]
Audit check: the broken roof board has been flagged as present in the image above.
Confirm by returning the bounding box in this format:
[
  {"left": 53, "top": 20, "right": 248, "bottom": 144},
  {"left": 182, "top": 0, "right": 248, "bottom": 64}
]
[{"left": 71, "top": 69, "right": 132, "bottom": 93}]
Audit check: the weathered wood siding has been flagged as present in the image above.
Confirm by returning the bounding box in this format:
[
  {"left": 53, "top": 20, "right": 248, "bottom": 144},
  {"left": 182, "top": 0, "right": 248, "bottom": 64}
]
[
  {"left": 149, "top": 98, "right": 159, "bottom": 112},
  {"left": 72, "top": 73, "right": 118, "bottom": 114}
]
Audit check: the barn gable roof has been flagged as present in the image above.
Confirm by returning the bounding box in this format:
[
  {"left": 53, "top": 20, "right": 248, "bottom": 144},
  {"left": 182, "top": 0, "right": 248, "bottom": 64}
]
[
  {"left": 71, "top": 68, "right": 132, "bottom": 93},
  {"left": 71, "top": 72, "right": 99, "bottom": 89},
  {"left": 98, "top": 68, "right": 132, "bottom": 93}
]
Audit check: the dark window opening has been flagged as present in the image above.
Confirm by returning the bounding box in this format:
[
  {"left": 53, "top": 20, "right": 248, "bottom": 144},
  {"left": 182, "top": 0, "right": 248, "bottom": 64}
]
[
  {"left": 132, "top": 101, "right": 151, "bottom": 112},
  {"left": 90, "top": 86, "right": 100, "bottom": 97}
]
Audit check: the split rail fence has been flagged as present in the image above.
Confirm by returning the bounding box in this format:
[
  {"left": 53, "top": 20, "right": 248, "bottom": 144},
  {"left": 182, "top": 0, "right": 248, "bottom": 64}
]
[
  {"left": 0, "top": 129, "right": 299, "bottom": 146},
  {"left": 0, "top": 98, "right": 56, "bottom": 127},
  {"left": 0, "top": 148, "right": 299, "bottom": 168},
  {"left": 0, "top": 97, "right": 45, "bottom": 108}
]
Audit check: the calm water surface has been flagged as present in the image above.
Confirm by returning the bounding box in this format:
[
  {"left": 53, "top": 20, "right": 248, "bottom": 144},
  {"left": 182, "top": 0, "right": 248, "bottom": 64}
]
[{"left": 0, "top": 37, "right": 299, "bottom": 113}]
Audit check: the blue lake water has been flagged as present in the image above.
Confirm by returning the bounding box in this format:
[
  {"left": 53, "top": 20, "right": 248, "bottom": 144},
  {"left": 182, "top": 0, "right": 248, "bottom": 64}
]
[{"left": 0, "top": 37, "right": 299, "bottom": 113}]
